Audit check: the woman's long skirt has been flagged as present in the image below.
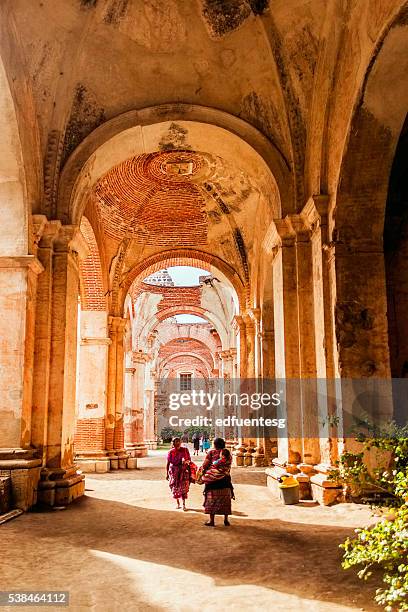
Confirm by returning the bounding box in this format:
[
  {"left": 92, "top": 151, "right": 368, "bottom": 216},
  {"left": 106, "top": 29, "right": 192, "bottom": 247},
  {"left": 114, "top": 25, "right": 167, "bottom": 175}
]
[
  {"left": 204, "top": 488, "right": 232, "bottom": 515},
  {"left": 169, "top": 464, "right": 190, "bottom": 499}
]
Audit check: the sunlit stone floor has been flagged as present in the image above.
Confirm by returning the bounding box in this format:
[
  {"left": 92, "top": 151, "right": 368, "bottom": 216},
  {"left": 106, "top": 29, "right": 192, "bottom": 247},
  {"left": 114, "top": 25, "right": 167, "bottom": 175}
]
[{"left": 1, "top": 450, "right": 379, "bottom": 611}]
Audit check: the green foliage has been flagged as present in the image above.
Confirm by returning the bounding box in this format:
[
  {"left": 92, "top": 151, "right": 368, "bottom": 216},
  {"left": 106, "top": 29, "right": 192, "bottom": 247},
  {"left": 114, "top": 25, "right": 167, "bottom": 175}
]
[
  {"left": 332, "top": 424, "right": 408, "bottom": 610},
  {"left": 160, "top": 425, "right": 214, "bottom": 442},
  {"left": 160, "top": 426, "right": 183, "bottom": 442}
]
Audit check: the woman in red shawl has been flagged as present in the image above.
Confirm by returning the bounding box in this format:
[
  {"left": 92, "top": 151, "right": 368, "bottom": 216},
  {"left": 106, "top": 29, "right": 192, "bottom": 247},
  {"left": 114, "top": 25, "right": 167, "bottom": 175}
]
[{"left": 166, "top": 437, "right": 191, "bottom": 510}]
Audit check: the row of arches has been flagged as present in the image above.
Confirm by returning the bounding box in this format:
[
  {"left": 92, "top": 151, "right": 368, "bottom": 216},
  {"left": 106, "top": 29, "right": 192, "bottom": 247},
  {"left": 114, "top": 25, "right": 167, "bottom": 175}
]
[{"left": 0, "top": 6, "right": 407, "bottom": 508}]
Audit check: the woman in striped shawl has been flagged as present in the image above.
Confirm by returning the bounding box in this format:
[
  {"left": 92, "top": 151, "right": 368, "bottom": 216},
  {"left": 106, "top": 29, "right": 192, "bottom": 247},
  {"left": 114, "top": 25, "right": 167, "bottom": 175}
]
[{"left": 201, "top": 438, "right": 235, "bottom": 527}]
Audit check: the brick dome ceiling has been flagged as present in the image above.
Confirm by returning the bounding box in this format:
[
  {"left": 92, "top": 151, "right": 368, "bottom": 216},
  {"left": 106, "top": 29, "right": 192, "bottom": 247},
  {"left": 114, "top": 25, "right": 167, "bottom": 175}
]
[{"left": 93, "top": 151, "right": 209, "bottom": 246}]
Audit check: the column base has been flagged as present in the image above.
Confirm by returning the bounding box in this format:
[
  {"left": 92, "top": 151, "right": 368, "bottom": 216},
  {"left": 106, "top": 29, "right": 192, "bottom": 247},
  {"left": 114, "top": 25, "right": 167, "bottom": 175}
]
[
  {"left": 107, "top": 450, "right": 137, "bottom": 470},
  {"left": 244, "top": 446, "right": 256, "bottom": 466},
  {"left": 253, "top": 446, "right": 265, "bottom": 467},
  {"left": 125, "top": 443, "right": 148, "bottom": 458},
  {"left": 37, "top": 465, "right": 85, "bottom": 507},
  {"left": 144, "top": 439, "right": 157, "bottom": 450},
  {"left": 310, "top": 465, "right": 344, "bottom": 505},
  {"left": 75, "top": 452, "right": 111, "bottom": 474},
  {"left": 0, "top": 449, "right": 42, "bottom": 511},
  {"left": 232, "top": 444, "right": 246, "bottom": 467}
]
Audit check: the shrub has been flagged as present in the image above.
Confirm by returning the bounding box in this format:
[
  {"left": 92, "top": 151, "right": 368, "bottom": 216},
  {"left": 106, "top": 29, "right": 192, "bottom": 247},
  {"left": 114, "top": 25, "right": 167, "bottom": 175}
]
[{"left": 331, "top": 425, "right": 408, "bottom": 610}]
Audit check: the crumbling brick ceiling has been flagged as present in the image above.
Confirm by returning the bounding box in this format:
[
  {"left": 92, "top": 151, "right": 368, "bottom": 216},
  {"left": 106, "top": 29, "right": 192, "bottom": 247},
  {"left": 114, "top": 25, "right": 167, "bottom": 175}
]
[{"left": 93, "top": 152, "right": 207, "bottom": 246}]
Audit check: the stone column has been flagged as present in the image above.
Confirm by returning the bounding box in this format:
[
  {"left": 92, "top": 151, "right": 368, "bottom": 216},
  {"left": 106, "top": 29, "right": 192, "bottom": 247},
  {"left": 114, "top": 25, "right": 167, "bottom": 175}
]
[
  {"left": 274, "top": 218, "right": 303, "bottom": 465},
  {"left": 218, "top": 349, "right": 237, "bottom": 446},
  {"left": 0, "top": 250, "right": 43, "bottom": 509},
  {"left": 218, "top": 349, "right": 234, "bottom": 379},
  {"left": 247, "top": 308, "right": 265, "bottom": 466},
  {"left": 74, "top": 311, "right": 111, "bottom": 473},
  {"left": 132, "top": 353, "right": 147, "bottom": 446},
  {"left": 243, "top": 311, "right": 257, "bottom": 379},
  {"left": 38, "top": 225, "right": 86, "bottom": 506},
  {"left": 233, "top": 315, "right": 247, "bottom": 379},
  {"left": 144, "top": 355, "right": 157, "bottom": 449},
  {"left": 290, "top": 203, "right": 328, "bottom": 467},
  {"left": 261, "top": 330, "right": 275, "bottom": 380},
  {"left": 315, "top": 195, "right": 342, "bottom": 465},
  {"left": 124, "top": 352, "right": 148, "bottom": 458},
  {"left": 31, "top": 218, "right": 61, "bottom": 464},
  {"left": 106, "top": 316, "right": 129, "bottom": 469},
  {"left": 231, "top": 316, "right": 248, "bottom": 462}
]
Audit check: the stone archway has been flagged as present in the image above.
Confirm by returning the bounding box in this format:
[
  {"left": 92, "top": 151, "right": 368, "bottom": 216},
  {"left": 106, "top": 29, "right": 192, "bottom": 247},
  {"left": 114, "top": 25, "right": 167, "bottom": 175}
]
[
  {"left": 334, "top": 13, "right": 408, "bottom": 381},
  {"left": 58, "top": 105, "right": 288, "bottom": 226}
]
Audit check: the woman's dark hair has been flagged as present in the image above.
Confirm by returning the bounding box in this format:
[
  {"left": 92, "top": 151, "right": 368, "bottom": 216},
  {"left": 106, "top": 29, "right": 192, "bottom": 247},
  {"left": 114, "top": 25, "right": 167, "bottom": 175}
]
[
  {"left": 213, "top": 437, "right": 225, "bottom": 450},
  {"left": 172, "top": 437, "right": 181, "bottom": 445}
]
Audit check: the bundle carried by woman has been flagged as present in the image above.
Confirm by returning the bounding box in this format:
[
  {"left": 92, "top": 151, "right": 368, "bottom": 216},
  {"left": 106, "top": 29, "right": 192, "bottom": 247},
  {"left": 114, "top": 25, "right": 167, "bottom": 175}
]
[{"left": 201, "top": 448, "right": 235, "bottom": 498}]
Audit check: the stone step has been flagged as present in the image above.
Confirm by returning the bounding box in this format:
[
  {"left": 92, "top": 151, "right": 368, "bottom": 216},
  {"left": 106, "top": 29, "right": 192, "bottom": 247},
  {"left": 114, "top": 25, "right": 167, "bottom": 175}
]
[{"left": 0, "top": 509, "right": 23, "bottom": 525}]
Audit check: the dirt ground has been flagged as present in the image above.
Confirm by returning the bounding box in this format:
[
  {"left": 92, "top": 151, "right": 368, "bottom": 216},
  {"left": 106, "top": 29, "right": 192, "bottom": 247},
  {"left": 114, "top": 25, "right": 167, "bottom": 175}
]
[{"left": 1, "top": 450, "right": 380, "bottom": 611}]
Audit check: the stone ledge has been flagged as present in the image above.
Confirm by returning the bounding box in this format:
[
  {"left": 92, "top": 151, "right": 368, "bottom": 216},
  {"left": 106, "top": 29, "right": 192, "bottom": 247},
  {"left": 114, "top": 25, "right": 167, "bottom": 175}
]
[
  {"left": 0, "top": 459, "right": 42, "bottom": 469},
  {"left": 0, "top": 457, "right": 42, "bottom": 511},
  {"left": 0, "top": 255, "right": 44, "bottom": 274},
  {"left": 38, "top": 474, "right": 84, "bottom": 489},
  {"left": 310, "top": 473, "right": 341, "bottom": 488},
  {"left": 37, "top": 475, "right": 85, "bottom": 507},
  {"left": 310, "top": 473, "right": 344, "bottom": 506},
  {"left": 0, "top": 448, "right": 40, "bottom": 461},
  {"left": 76, "top": 459, "right": 110, "bottom": 473}
]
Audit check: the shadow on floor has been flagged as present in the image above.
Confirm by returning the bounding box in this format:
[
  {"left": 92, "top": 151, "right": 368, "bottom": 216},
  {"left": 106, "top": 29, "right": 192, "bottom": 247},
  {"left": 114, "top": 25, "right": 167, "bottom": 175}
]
[{"left": 9, "top": 493, "right": 380, "bottom": 611}]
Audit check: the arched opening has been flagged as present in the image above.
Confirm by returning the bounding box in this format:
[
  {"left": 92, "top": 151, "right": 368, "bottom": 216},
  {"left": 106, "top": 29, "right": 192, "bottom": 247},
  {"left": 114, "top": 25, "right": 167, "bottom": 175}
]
[{"left": 118, "top": 262, "right": 239, "bottom": 457}]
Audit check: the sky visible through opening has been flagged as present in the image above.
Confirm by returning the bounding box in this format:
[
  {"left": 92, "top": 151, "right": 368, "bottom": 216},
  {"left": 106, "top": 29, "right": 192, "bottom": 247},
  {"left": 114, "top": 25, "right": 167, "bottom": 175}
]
[
  {"left": 168, "top": 266, "right": 209, "bottom": 324},
  {"left": 167, "top": 266, "right": 209, "bottom": 286}
]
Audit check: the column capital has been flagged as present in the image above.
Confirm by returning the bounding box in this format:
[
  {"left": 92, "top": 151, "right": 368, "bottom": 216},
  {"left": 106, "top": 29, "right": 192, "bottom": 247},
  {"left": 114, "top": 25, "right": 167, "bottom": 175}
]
[
  {"left": 287, "top": 200, "right": 322, "bottom": 243},
  {"left": 232, "top": 314, "right": 245, "bottom": 334},
  {"left": 242, "top": 311, "right": 256, "bottom": 331},
  {"left": 246, "top": 307, "right": 261, "bottom": 323},
  {"left": 218, "top": 348, "right": 237, "bottom": 360},
  {"left": 52, "top": 225, "right": 89, "bottom": 260},
  {"left": 32, "top": 214, "right": 48, "bottom": 246},
  {"left": 274, "top": 217, "right": 296, "bottom": 246},
  {"left": 53, "top": 225, "right": 78, "bottom": 253},
  {"left": 288, "top": 214, "right": 313, "bottom": 242},
  {"left": 132, "top": 351, "right": 150, "bottom": 365},
  {"left": 108, "top": 316, "right": 127, "bottom": 333},
  {"left": 37, "top": 219, "right": 62, "bottom": 250}
]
